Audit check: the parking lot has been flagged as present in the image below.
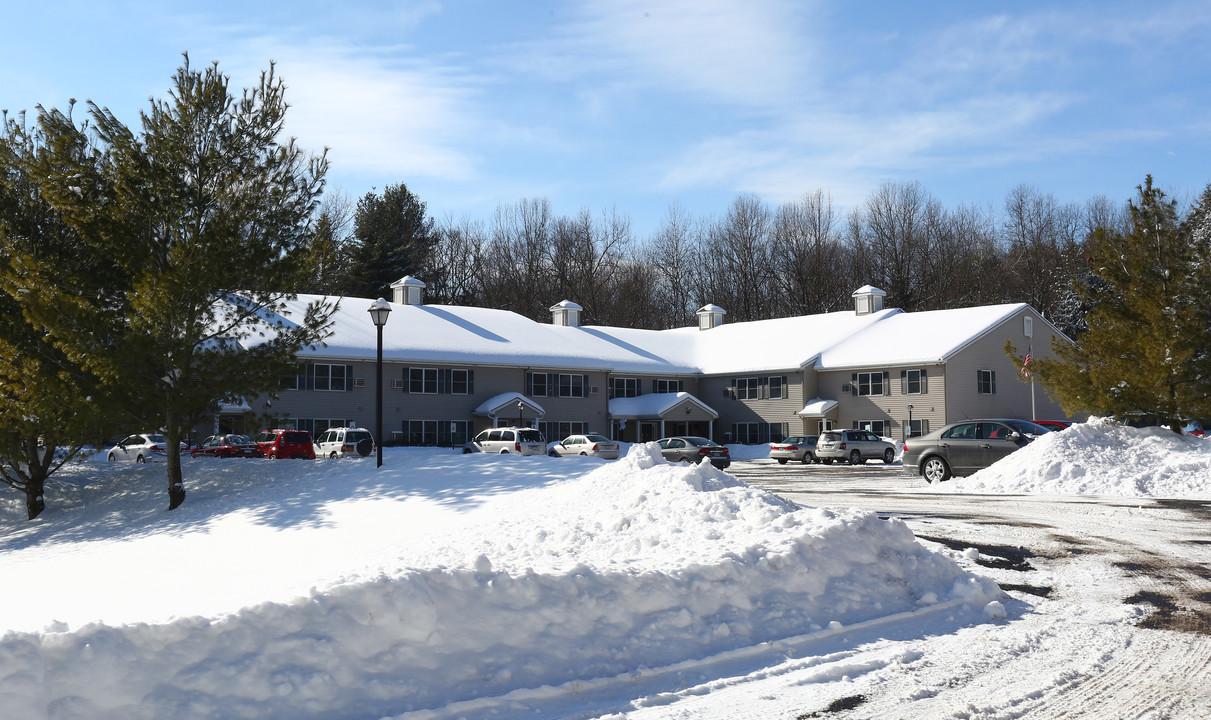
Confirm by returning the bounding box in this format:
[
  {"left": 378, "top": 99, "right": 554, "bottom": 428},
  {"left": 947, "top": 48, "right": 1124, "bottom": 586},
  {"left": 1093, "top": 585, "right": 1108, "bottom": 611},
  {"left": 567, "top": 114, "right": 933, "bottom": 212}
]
[{"left": 725, "top": 455, "right": 1211, "bottom": 716}]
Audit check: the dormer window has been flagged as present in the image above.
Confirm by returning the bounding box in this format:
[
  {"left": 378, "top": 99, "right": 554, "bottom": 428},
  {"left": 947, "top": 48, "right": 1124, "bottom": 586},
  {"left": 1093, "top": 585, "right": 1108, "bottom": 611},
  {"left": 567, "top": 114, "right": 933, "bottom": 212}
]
[
  {"left": 697, "top": 304, "right": 726, "bottom": 330},
  {"left": 391, "top": 275, "right": 426, "bottom": 305},
  {"left": 550, "top": 300, "right": 583, "bottom": 327}
]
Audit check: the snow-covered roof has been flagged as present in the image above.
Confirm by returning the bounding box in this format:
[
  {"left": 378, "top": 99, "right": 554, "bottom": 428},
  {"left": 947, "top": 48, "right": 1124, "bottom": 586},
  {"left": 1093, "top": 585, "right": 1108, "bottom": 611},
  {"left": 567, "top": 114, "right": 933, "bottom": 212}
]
[
  {"left": 815, "top": 303, "right": 1029, "bottom": 370},
  {"left": 798, "top": 398, "right": 839, "bottom": 417},
  {"left": 262, "top": 295, "right": 1037, "bottom": 376},
  {"left": 609, "top": 392, "right": 718, "bottom": 419},
  {"left": 474, "top": 392, "right": 546, "bottom": 419}
]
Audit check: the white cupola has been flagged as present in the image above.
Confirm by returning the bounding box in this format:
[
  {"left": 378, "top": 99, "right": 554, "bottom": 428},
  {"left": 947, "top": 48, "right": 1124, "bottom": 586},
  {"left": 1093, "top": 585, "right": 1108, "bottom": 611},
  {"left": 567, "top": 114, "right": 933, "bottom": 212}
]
[
  {"left": 851, "top": 285, "right": 886, "bottom": 316},
  {"left": 391, "top": 275, "right": 426, "bottom": 306},
  {"left": 550, "top": 300, "right": 583, "bottom": 327},
  {"left": 696, "top": 303, "right": 726, "bottom": 330}
]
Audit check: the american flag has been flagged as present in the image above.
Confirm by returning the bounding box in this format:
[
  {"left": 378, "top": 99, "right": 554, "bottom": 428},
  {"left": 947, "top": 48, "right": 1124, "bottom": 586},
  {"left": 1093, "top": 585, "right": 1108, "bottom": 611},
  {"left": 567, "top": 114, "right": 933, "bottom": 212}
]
[{"left": 1021, "top": 348, "right": 1032, "bottom": 377}]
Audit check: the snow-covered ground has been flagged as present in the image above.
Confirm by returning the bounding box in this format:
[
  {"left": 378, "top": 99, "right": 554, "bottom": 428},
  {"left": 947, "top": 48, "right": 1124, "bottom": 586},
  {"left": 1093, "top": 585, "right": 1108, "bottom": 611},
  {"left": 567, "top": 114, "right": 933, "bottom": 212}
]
[{"left": 1, "top": 421, "right": 1208, "bottom": 719}]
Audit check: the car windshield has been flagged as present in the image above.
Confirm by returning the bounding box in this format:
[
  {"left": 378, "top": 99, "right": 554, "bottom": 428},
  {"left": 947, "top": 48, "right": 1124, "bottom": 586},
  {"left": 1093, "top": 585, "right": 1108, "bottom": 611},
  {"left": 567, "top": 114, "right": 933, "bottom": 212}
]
[
  {"left": 518, "top": 430, "right": 544, "bottom": 442},
  {"left": 347, "top": 431, "right": 372, "bottom": 442},
  {"left": 1004, "top": 419, "right": 1051, "bottom": 436},
  {"left": 228, "top": 435, "right": 252, "bottom": 445}
]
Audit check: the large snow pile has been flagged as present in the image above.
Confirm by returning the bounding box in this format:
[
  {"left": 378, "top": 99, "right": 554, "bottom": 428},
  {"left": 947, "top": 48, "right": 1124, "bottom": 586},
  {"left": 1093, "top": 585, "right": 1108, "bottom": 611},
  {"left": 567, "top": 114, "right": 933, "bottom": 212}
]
[
  {"left": 933, "top": 418, "right": 1211, "bottom": 498},
  {"left": 0, "top": 444, "right": 1000, "bottom": 720}
]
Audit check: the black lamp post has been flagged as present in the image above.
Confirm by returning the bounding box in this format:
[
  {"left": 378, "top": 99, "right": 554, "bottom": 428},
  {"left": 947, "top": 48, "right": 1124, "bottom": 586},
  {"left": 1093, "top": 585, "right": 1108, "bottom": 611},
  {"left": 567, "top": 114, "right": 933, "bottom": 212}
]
[
  {"left": 517, "top": 400, "right": 524, "bottom": 427},
  {"left": 907, "top": 404, "right": 914, "bottom": 442},
  {"left": 368, "top": 298, "right": 392, "bottom": 468}
]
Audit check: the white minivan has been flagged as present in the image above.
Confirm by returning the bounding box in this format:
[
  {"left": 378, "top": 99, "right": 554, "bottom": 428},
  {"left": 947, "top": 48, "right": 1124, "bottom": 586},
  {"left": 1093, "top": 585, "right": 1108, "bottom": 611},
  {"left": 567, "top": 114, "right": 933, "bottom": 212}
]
[{"left": 464, "top": 427, "right": 546, "bottom": 455}]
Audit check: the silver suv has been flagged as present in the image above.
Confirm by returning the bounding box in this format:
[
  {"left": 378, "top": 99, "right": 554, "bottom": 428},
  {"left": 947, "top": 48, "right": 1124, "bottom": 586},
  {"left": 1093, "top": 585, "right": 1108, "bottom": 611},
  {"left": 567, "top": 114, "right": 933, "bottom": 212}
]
[
  {"left": 815, "top": 429, "right": 897, "bottom": 465},
  {"left": 464, "top": 427, "right": 547, "bottom": 455},
  {"left": 313, "top": 427, "right": 375, "bottom": 458}
]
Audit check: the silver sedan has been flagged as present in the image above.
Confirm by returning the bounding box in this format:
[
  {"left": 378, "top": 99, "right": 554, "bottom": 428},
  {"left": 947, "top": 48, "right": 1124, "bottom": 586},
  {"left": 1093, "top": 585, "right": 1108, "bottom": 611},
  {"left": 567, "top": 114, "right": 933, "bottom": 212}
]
[{"left": 549, "top": 434, "right": 621, "bottom": 459}]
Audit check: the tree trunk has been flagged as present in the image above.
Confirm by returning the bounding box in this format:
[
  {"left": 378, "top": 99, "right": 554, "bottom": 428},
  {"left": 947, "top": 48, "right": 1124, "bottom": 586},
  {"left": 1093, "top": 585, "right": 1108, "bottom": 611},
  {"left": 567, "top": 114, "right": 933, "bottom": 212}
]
[
  {"left": 165, "top": 414, "right": 186, "bottom": 510},
  {"left": 25, "top": 475, "right": 45, "bottom": 520}
]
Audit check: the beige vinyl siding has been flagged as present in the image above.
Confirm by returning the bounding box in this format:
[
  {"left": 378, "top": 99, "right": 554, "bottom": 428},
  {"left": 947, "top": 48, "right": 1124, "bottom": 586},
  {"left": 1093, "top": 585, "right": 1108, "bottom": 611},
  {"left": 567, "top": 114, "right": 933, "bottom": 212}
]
[
  {"left": 704, "top": 371, "right": 805, "bottom": 442},
  {"left": 943, "top": 310, "right": 1068, "bottom": 423},
  {"left": 813, "top": 366, "right": 947, "bottom": 441}
]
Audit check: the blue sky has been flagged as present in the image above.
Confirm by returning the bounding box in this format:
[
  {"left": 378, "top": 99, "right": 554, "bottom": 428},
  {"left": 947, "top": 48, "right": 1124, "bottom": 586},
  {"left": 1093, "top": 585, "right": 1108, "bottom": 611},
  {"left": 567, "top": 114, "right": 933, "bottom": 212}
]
[{"left": 4, "top": 0, "right": 1209, "bottom": 236}]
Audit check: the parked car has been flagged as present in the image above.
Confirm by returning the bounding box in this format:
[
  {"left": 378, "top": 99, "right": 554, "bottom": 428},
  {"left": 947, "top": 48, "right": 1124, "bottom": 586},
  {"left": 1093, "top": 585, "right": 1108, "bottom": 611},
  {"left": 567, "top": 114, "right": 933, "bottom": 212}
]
[
  {"left": 313, "top": 427, "right": 376, "bottom": 458},
  {"left": 1034, "top": 420, "right": 1071, "bottom": 432},
  {"left": 769, "top": 435, "right": 819, "bottom": 464},
  {"left": 656, "top": 436, "right": 731, "bottom": 469},
  {"left": 815, "top": 429, "right": 897, "bottom": 465},
  {"left": 549, "top": 434, "right": 620, "bottom": 459},
  {"left": 903, "top": 418, "right": 1051, "bottom": 483},
  {"left": 106, "top": 433, "right": 170, "bottom": 463},
  {"left": 464, "top": 427, "right": 547, "bottom": 455},
  {"left": 255, "top": 429, "right": 316, "bottom": 459},
  {"left": 190, "top": 434, "right": 263, "bottom": 458}
]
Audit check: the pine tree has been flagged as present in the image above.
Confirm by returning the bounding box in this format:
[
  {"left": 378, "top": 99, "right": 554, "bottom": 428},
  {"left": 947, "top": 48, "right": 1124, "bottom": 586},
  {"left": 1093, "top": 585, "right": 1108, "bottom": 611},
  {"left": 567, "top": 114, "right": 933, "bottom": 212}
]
[
  {"left": 2, "top": 56, "right": 336, "bottom": 510},
  {"left": 342, "top": 182, "right": 435, "bottom": 299},
  {"left": 1015, "top": 176, "right": 1211, "bottom": 432}
]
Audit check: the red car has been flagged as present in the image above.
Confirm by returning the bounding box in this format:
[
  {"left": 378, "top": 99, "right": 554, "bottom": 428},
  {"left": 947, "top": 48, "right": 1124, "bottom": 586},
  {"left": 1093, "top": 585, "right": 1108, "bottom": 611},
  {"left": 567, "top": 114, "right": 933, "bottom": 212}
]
[
  {"left": 190, "top": 434, "right": 263, "bottom": 458},
  {"left": 1034, "top": 420, "right": 1072, "bottom": 432},
  {"left": 255, "top": 429, "right": 316, "bottom": 459}
]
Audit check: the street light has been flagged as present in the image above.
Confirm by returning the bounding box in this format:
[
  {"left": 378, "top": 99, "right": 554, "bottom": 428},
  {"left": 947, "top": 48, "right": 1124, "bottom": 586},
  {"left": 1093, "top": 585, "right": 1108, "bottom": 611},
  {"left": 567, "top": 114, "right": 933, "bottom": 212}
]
[
  {"left": 907, "top": 404, "right": 915, "bottom": 442},
  {"left": 517, "top": 400, "right": 524, "bottom": 427},
  {"left": 368, "top": 298, "right": 392, "bottom": 468}
]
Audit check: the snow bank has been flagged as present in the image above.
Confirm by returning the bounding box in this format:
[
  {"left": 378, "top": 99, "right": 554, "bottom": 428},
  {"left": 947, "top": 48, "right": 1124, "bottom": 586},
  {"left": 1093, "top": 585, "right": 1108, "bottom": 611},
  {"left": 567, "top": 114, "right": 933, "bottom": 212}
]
[
  {"left": 0, "top": 445, "right": 999, "bottom": 720},
  {"left": 934, "top": 418, "right": 1211, "bottom": 498}
]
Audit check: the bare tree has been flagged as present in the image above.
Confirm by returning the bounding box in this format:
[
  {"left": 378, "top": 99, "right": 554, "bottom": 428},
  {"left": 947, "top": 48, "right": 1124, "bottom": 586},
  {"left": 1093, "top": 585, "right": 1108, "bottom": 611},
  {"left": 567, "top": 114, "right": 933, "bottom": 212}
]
[
  {"left": 428, "top": 214, "right": 487, "bottom": 306},
  {"left": 771, "top": 189, "right": 849, "bottom": 315},
  {"left": 644, "top": 202, "right": 705, "bottom": 328},
  {"left": 700, "top": 194, "right": 775, "bottom": 322},
  {"left": 481, "top": 198, "right": 553, "bottom": 320}
]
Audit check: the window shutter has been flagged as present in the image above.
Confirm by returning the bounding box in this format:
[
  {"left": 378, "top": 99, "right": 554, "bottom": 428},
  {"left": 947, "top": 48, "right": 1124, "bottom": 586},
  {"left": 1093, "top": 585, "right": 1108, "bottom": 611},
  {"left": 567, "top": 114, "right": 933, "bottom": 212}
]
[
  {"left": 346, "top": 365, "right": 354, "bottom": 391},
  {"left": 920, "top": 370, "right": 928, "bottom": 394},
  {"left": 759, "top": 376, "right": 768, "bottom": 400},
  {"left": 883, "top": 371, "right": 890, "bottom": 395},
  {"left": 582, "top": 375, "right": 589, "bottom": 397},
  {"left": 438, "top": 368, "right": 450, "bottom": 394},
  {"left": 991, "top": 371, "right": 996, "bottom": 394},
  {"left": 404, "top": 367, "right": 411, "bottom": 393},
  {"left": 900, "top": 370, "right": 907, "bottom": 395},
  {"left": 305, "top": 363, "right": 315, "bottom": 391},
  {"left": 468, "top": 370, "right": 474, "bottom": 395},
  {"left": 526, "top": 372, "right": 533, "bottom": 396},
  {"left": 851, "top": 373, "right": 858, "bottom": 396}
]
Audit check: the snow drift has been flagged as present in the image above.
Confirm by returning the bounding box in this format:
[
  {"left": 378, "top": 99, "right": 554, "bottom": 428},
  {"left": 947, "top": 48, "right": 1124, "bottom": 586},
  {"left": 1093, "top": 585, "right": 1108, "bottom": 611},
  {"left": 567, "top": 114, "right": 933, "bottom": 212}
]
[
  {"left": 933, "top": 418, "right": 1211, "bottom": 498},
  {"left": 0, "top": 444, "right": 999, "bottom": 720}
]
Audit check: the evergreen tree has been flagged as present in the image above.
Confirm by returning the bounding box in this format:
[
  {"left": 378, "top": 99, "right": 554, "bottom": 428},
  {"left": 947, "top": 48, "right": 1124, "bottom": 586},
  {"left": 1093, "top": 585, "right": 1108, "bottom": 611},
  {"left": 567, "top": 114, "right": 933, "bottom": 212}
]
[
  {"left": 2, "top": 56, "right": 336, "bottom": 510},
  {"left": 0, "top": 113, "right": 119, "bottom": 518},
  {"left": 342, "top": 182, "right": 435, "bottom": 299},
  {"left": 1013, "top": 176, "right": 1211, "bottom": 432}
]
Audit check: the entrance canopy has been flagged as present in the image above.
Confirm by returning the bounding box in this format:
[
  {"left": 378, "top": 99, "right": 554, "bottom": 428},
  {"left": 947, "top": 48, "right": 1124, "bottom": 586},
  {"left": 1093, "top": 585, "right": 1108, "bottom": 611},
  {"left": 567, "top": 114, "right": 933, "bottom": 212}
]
[
  {"left": 609, "top": 392, "right": 718, "bottom": 422},
  {"left": 797, "top": 398, "right": 839, "bottom": 417},
  {"left": 474, "top": 392, "right": 546, "bottom": 425}
]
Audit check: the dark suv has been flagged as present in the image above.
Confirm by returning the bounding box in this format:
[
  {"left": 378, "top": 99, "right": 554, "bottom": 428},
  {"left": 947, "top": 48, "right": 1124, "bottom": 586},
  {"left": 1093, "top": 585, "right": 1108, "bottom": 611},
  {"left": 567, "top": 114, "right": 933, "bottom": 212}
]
[{"left": 256, "top": 429, "right": 316, "bottom": 460}]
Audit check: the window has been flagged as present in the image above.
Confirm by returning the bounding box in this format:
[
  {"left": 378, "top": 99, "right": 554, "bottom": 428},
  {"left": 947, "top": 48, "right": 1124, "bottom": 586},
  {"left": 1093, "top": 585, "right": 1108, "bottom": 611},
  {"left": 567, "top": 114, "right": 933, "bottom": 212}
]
[
  {"left": 557, "top": 374, "right": 586, "bottom": 398},
  {"left": 978, "top": 370, "right": 997, "bottom": 394},
  {"left": 768, "top": 375, "right": 785, "bottom": 400},
  {"left": 409, "top": 368, "right": 439, "bottom": 394},
  {"left": 529, "top": 372, "right": 549, "bottom": 397},
  {"left": 312, "top": 418, "right": 346, "bottom": 434},
  {"left": 281, "top": 364, "right": 303, "bottom": 390},
  {"left": 853, "top": 420, "right": 888, "bottom": 435},
  {"left": 852, "top": 371, "right": 887, "bottom": 396},
  {"left": 405, "top": 420, "right": 470, "bottom": 447},
  {"left": 908, "top": 419, "right": 930, "bottom": 438},
  {"left": 736, "top": 377, "right": 759, "bottom": 400},
  {"left": 313, "top": 364, "right": 348, "bottom": 391},
  {"left": 451, "top": 369, "right": 470, "bottom": 395},
  {"left": 901, "top": 369, "right": 926, "bottom": 395},
  {"left": 610, "top": 377, "right": 640, "bottom": 398},
  {"left": 540, "top": 421, "right": 589, "bottom": 441},
  {"left": 654, "top": 378, "right": 684, "bottom": 394},
  {"left": 731, "top": 422, "right": 786, "bottom": 444}
]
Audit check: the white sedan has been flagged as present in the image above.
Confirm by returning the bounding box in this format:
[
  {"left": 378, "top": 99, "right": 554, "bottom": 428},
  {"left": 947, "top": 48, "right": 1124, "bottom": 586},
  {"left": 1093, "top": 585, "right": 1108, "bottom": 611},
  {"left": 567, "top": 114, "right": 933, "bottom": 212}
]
[
  {"left": 548, "top": 434, "right": 620, "bottom": 459},
  {"left": 106, "top": 433, "right": 170, "bottom": 463}
]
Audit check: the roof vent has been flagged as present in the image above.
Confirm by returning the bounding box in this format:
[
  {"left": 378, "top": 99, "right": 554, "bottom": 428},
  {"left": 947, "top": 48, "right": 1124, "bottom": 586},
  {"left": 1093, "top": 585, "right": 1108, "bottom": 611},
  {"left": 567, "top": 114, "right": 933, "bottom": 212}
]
[
  {"left": 851, "top": 285, "right": 886, "bottom": 316},
  {"left": 550, "top": 300, "right": 583, "bottom": 327},
  {"left": 696, "top": 303, "right": 726, "bottom": 330},
  {"left": 391, "top": 275, "right": 426, "bottom": 306}
]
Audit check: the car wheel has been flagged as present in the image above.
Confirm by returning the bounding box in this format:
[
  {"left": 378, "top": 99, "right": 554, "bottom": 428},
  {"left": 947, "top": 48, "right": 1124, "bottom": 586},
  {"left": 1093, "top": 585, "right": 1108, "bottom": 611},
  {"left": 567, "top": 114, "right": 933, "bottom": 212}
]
[
  {"left": 922, "top": 456, "right": 951, "bottom": 483},
  {"left": 108, "top": 452, "right": 117, "bottom": 462},
  {"left": 801, "top": 453, "right": 813, "bottom": 465},
  {"left": 549, "top": 449, "right": 560, "bottom": 457},
  {"left": 848, "top": 449, "right": 863, "bottom": 465},
  {"left": 136, "top": 454, "right": 145, "bottom": 464},
  {"left": 823, "top": 458, "right": 833, "bottom": 465},
  {"left": 777, "top": 458, "right": 788, "bottom": 465},
  {"left": 680, "top": 457, "right": 692, "bottom": 463},
  {"left": 580, "top": 451, "right": 588, "bottom": 456},
  {"left": 500, "top": 449, "right": 510, "bottom": 454},
  {"left": 462, "top": 447, "right": 473, "bottom": 454},
  {"left": 330, "top": 452, "right": 338, "bottom": 459},
  {"left": 355, "top": 438, "right": 373, "bottom": 457},
  {"left": 268, "top": 452, "right": 277, "bottom": 460},
  {"left": 882, "top": 448, "right": 895, "bottom": 464}
]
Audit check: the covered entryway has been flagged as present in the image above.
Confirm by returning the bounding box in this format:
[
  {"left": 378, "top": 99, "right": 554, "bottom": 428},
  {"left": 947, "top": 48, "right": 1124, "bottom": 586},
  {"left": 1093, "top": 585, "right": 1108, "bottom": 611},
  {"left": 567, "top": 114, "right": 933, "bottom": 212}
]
[
  {"left": 798, "top": 397, "right": 839, "bottom": 436},
  {"left": 474, "top": 392, "right": 546, "bottom": 429},
  {"left": 609, "top": 392, "right": 718, "bottom": 442}
]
